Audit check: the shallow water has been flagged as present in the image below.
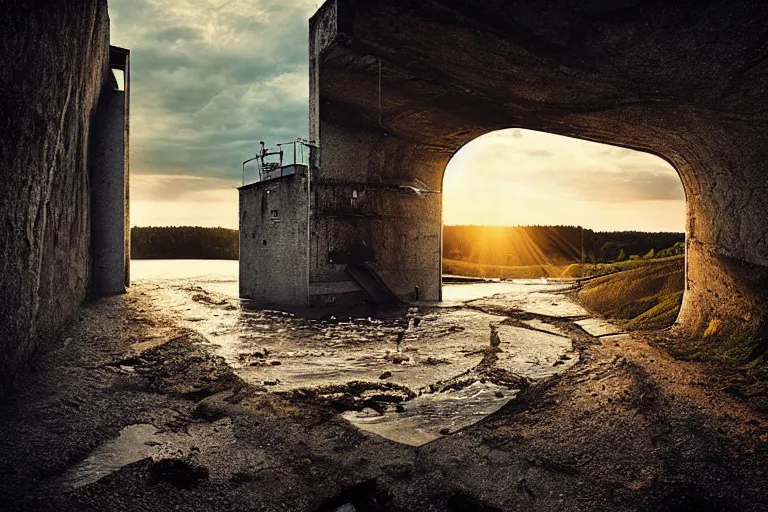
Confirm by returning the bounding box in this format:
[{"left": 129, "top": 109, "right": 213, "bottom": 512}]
[
  {"left": 131, "top": 260, "right": 570, "bottom": 304},
  {"left": 131, "top": 259, "right": 239, "bottom": 297},
  {"left": 131, "top": 260, "right": 596, "bottom": 446},
  {"left": 342, "top": 381, "right": 517, "bottom": 446},
  {"left": 440, "top": 279, "right": 571, "bottom": 304},
  {"left": 56, "top": 424, "right": 162, "bottom": 490}
]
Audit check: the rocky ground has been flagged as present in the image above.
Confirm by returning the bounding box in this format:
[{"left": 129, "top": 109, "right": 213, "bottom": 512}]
[{"left": 0, "top": 279, "right": 766, "bottom": 511}]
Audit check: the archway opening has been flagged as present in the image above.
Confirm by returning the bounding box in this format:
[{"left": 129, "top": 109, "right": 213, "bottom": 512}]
[{"left": 441, "top": 128, "right": 686, "bottom": 331}]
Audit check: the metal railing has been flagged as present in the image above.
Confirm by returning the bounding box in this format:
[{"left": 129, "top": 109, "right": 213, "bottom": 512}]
[{"left": 242, "top": 139, "right": 313, "bottom": 186}]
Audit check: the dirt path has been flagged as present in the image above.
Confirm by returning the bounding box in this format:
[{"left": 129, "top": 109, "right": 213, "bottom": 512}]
[{"left": 0, "top": 283, "right": 766, "bottom": 511}]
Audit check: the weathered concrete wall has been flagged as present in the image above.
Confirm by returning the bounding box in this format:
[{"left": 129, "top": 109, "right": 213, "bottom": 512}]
[
  {"left": 309, "top": 0, "right": 768, "bottom": 344},
  {"left": 0, "top": 1, "right": 111, "bottom": 392},
  {"left": 308, "top": 123, "right": 448, "bottom": 305},
  {"left": 309, "top": 9, "right": 450, "bottom": 305},
  {"left": 239, "top": 173, "right": 309, "bottom": 307}
]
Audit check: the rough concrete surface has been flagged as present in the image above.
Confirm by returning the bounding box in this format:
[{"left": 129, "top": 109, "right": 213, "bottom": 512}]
[
  {"left": 0, "top": 279, "right": 766, "bottom": 511},
  {"left": 308, "top": 0, "right": 768, "bottom": 346},
  {"left": 239, "top": 172, "right": 310, "bottom": 306},
  {"left": 90, "top": 46, "right": 130, "bottom": 297},
  {"left": 0, "top": 0, "right": 110, "bottom": 394}
]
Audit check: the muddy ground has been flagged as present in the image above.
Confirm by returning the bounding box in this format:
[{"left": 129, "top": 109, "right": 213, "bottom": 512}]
[{"left": 0, "top": 280, "right": 766, "bottom": 511}]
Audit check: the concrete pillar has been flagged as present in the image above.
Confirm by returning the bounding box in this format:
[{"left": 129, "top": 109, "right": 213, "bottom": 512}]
[
  {"left": 308, "top": 8, "right": 449, "bottom": 305},
  {"left": 667, "top": 119, "right": 768, "bottom": 341},
  {"left": 309, "top": 124, "right": 448, "bottom": 305},
  {"left": 239, "top": 170, "right": 310, "bottom": 307},
  {"left": 90, "top": 46, "right": 130, "bottom": 296}
]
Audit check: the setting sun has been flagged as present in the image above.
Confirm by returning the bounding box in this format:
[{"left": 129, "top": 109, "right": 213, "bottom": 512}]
[{"left": 443, "top": 129, "right": 685, "bottom": 231}]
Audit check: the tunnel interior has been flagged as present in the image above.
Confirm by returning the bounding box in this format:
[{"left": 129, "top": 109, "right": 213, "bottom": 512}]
[{"left": 308, "top": 0, "right": 768, "bottom": 348}]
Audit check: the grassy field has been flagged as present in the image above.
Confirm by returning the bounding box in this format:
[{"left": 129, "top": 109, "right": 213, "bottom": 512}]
[
  {"left": 576, "top": 258, "right": 684, "bottom": 330},
  {"left": 442, "top": 259, "right": 562, "bottom": 279}
]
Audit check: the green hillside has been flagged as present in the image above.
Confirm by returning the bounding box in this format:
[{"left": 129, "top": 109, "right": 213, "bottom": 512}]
[{"left": 576, "top": 258, "right": 684, "bottom": 330}]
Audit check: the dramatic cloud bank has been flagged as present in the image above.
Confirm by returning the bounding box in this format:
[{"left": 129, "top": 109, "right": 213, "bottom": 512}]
[{"left": 111, "top": 0, "right": 319, "bottom": 227}]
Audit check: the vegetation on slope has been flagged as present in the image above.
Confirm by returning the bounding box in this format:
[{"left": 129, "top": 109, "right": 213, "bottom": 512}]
[
  {"left": 576, "top": 258, "right": 684, "bottom": 331},
  {"left": 442, "top": 259, "right": 561, "bottom": 279},
  {"left": 560, "top": 255, "right": 685, "bottom": 279}
]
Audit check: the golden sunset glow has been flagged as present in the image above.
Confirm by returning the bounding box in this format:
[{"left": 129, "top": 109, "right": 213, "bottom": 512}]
[
  {"left": 443, "top": 129, "right": 685, "bottom": 232},
  {"left": 130, "top": 174, "right": 239, "bottom": 228}
]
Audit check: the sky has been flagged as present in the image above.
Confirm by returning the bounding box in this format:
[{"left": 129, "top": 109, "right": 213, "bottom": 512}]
[
  {"left": 444, "top": 130, "right": 685, "bottom": 232},
  {"left": 111, "top": 0, "right": 685, "bottom": 233}
]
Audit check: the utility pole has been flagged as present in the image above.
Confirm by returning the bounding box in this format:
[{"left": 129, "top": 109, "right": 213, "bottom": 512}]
[{"left": 580, "top": 226, "right": 585, "bottom": 265}]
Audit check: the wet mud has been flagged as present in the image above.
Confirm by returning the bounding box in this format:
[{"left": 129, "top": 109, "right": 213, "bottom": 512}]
[{"left": 137, "top": 278, "right": 582, "bottom": 445}]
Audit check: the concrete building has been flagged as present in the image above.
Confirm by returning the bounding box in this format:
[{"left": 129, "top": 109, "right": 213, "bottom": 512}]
[
  {"left": 239, "top": 158, "right": 310, "bottom": 307},
  {"left": 241, "top": 0, "right": 768, "bottom": 350},
  {"left": 239, "top": 140, "right": 409, "bottom": 308}
]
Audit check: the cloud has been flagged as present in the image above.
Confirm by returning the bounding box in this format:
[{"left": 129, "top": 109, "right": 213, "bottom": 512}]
[
  {"left": 445, "top": 128, "right": 685, "bottom": 204},
  {"left": 543, "top": 167, "right": 684, "bottom": 202},
  {"left": 130, "top": 174, "right": 240, "bottom": 228},
  {"left": 526, "top": 149, "right": 555, "bottom": 157},
  {"left": 110, "top": 0, "right": 321, "bottom": 183},
  {"left": 131, "top": 174, "right": 238, "bottom": 203}
]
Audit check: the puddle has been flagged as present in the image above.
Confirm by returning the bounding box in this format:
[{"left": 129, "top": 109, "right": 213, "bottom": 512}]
[
  {"left": 56, "top": 424, "right": 168, "bottom": 490},
  {"left": 494, "top": 326, "right": 579, "bottom": 380},
  {"left": 575, "top": 318, "right": 624, "bottom": 337},
  {"left": 520, "top": 318, "right": 569, "bottom": 337},
  {"left": 342, "top": 381, "right": 516, "bottom": 446},
  {"left": 53, "top": 418, "right": 233, "bottom": 492}
]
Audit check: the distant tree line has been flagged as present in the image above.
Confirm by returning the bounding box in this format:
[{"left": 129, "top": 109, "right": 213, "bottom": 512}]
[
  {"left": 591, "top": 232, "right": 684, "bottom": 263},
  {"left": 443, "top": 225, "right": 684, "bottom": 266},
  {"left": 131, "top": 226, "right": 238, "bottom": 260},
  {"left": 131, "top": 225, "right": 684, "bottom": 264}
]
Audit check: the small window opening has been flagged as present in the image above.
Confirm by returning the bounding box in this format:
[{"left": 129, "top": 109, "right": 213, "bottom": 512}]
[{"left": 111, "top": 68, "right": 125, "bottom": 92}]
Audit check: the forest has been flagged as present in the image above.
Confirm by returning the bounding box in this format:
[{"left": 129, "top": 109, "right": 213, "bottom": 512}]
[
  {"left": 131, "top": 226, "right": 238, "bottom": 260},
  {"left": 131, "top": 225, "right": 684, "bottom": 265}
]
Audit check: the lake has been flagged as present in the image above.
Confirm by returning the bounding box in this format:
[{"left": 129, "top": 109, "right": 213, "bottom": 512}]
[
  {"left": 131, "top": 259, "right": 239, "bottom": 297},
  {"left": 130, "top": 259, "right": 563, "bottom": 303}
]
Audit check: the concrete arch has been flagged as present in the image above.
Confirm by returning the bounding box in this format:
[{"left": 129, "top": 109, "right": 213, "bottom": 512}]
[{"left": 307, "top": 0, "right": 768, "bottom": 344}]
